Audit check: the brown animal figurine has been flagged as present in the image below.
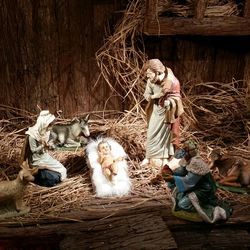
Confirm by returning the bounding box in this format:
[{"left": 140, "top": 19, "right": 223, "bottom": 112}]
[
  {"left": 209, "top": 148, "right": 250, "bottom": 187},
  {"left": 0, "top": 160, "right": 37, "bottom": 215}
]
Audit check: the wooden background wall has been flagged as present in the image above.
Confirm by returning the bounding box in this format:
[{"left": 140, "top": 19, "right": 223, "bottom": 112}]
[
  {"left": 0, "top": 0, "right": 249, "bottom": 118},
  {"left": 0, "top": 0, "right": 126, "bottom": 118},
  {"left": 145, "top": 35, "right": 250, "bottom": 87}
]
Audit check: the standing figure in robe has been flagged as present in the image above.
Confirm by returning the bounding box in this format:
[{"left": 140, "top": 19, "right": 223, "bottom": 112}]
[{"left": 141, "top": 59, "right": 184, "bottom": 168}]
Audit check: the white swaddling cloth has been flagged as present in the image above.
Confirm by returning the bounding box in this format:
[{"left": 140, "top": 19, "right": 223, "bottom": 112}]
[{"left": 86, "top": 137, "right": 131, "bottom": 197}]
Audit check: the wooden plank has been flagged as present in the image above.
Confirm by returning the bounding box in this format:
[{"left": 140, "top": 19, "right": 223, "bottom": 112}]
[
  {"left": 0, "top": 195, "right": 249, "bottom": 227},
  {"left": 0, "top": 197, "right": 171, "bottom": 226},
  {"left": 145, "top": 0, "right": 158, "bottom": 21},
  {"left": 144, "top": 17, "right": 250, "bottom": 36},
  {"left": 194, "top": 0, "right": 208, "bottom": 20},
  {"left": 244, "top": 0, "right": 250, "bottom": 17},
  {"left": 0, "top": 0, "right": 124, "bottom": 118},
  {"left": 0, "top": 197, "right": 249, "bottom": 249},
  {"left": 0, "top": 213, "right": 177, "bottom": 250},
  {"left": 206, "top": 228, "right": 250, "bottom": 249},
  {"left": 170, "top": 225, "right": 250, "bottom": 249},
  {"left": 144, "top": 0, "right": 159, "bottom": 37}
]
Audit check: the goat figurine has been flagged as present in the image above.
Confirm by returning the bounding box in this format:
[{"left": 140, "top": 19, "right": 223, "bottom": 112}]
[{"left": 0, "top": 160, "right": 36, "bottom": 216}]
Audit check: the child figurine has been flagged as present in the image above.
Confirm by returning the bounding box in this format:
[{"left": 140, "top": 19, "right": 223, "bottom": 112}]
[{"left": 97, "top": 140, "right": 124, "bottom": 182}]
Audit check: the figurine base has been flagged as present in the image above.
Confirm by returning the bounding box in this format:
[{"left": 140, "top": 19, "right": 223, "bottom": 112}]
[{"left": 0, "top": 206, "right": 30, "bottom": 219}]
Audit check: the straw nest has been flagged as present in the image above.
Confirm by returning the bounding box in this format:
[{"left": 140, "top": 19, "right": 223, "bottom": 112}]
[{"left": 157, "top": 0, "right": 241, "bottom": 17}]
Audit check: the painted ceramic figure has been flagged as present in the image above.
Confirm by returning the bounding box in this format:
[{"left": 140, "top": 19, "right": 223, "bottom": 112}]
[
  {"left": 141, "top": 59, "right": 184, "bottom": 167},
  {"left": 25, "top": 110, "right": 67, "bottom": 187},
  {"left": 97, "top": 140, "right": 124, "bottom": 182},
  {"left": 164, "top": 140, "right": 232, "bottom": 223},
  {"left": 86, "top": 137, "right": 131, "bottom": 197}
]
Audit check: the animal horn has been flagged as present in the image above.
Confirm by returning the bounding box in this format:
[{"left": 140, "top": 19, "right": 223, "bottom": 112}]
[
  {"left": 21, "top": 159, "right": 30, "bottom": 169},
  {"left": 84, "top": 114, "right": 90, "bottom": 121},
  {"left": 30, "top": 167, "right": 39, "bottom": 175},
  {"left": 72, "top": 117, "right": 79, "bottom": 122}
]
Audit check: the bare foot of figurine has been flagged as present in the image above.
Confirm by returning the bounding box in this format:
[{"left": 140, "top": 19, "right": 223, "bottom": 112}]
[{"left": 140, "top": 158, "right": 149, "bottom": 167}]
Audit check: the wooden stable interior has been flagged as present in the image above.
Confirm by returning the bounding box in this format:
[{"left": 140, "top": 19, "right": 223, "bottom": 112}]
[
  {"left": 144, "top": 0, "right": 250, "bottom": 35},
  {"left": 0, "top": 0, "right": 250, "bottom": 249}
]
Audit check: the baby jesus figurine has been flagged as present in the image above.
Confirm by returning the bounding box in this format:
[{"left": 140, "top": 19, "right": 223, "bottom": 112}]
[{"left": 97, "top": 141, "right": 124, "bottom": 182}]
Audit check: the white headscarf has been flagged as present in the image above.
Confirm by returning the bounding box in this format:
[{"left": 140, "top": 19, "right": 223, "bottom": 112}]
[{"left": 25, "top": 110, "right": 55, "bottom": 142}]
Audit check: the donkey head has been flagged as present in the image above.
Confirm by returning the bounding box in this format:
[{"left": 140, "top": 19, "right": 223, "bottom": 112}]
[{"left": 79, "top": 114, "right": 90, "bottom": 137}]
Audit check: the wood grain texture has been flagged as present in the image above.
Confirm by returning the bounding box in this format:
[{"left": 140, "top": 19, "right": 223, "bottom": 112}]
[{"left": 144, "top": 17, "right": 250, "bottom": 36}]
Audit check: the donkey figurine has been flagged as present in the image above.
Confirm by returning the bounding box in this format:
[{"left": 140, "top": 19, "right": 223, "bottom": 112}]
[{"left": 51, "top": 114, "right": 90, "bottom": 147}]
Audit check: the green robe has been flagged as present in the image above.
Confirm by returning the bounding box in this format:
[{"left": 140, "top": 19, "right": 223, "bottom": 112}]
[
  {"left": 171, "top": 158, "right": 232, "bottom": 223},
  {"left": 143, "top": 81, "right": 174, "bottom": 159}
]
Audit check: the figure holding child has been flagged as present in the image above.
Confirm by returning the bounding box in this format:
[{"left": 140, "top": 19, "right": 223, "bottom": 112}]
[{"left": 141, "top": 59, "right": 184, "bottom": 168}]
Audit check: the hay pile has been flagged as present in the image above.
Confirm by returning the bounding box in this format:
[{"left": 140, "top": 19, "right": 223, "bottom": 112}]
[
  {"left": 0, "top": 107, "right": 172, "bottom": 223},
  {"left": 0, "top": 98, "right": 249, "bottom": 223},
  {"left": 96, "top": 0, "right": 147, "bottom": 112}
]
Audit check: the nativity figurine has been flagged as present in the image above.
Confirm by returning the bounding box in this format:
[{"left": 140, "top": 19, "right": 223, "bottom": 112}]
[
  {"left": 97, "top": 140, "right": 124, "bottom": 182},
  {"left": 163, "top": 140, "right": 232, "bottom": 223},
  {"left": 209, "top": 148, "right": 250, "bottom": 188},
  {"left": 141, "top": 59, "right": 184, "bottom": 168},
  {"left": 0, "top": 160, "right": 36, "bottom": 218},
  {"left": 86, "top": 137, "right": 131, "bottom": 197}
]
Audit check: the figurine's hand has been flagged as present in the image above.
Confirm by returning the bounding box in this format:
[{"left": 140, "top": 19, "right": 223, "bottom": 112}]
[
  {"left": 164, "top": 100, "right": 170, "bottom": 107},
  {"left": 40, "top": 141, "right": 51, "bottom": 150},
  {"left": 162, "top": 165, "right": 173, "bottom": 176},
  {"left": 47, "top": 141, "right": 56, "bottom": 150},
  {"left": 162, "top": 174, "right": 174, "bottom": 182},
  {"left": 150, "top": 94, "right": 156, "bottom": 99}
]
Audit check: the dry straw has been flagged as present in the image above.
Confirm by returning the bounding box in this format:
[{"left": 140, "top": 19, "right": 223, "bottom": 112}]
[{"left": 0, "top": 0, "right": 249, "bottom": 223}]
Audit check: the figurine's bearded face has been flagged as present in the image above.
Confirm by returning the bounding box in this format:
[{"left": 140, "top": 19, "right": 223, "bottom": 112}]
[
  {"left": 146, "top": 68, "right": 165, "bottom": 84},
  {"left": 146, "top": 68, "right": 156, "bottom": 82}
]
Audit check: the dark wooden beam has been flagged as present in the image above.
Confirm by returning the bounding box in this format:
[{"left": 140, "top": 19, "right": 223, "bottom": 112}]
[
  {"left": 145, "top": 0, "right": 158, "bottom": 21},
  {"left": 194, "top": 0, "right": 208, "bottom": 19},
  {"left": 143, "top": 16, "right": 250, "bottom": 36},
  {"left": 244, "top": 0, "right": 250, "bottom": 17},
  {"left": 144, "top": 0, "right": 158, "bottom": 34}
]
